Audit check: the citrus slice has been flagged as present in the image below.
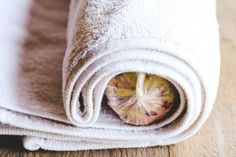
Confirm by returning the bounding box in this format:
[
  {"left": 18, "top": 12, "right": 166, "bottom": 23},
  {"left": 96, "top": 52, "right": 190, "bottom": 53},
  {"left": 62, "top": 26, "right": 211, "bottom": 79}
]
[{"left": 105, "top": 72, "right": 178, "bottom": 126}]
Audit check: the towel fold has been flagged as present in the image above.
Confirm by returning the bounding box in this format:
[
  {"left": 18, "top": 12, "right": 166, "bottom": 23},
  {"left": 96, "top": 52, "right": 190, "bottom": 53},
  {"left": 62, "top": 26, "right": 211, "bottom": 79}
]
[{"left": 0, "top": 0, "right": 220, "bottom": 151}]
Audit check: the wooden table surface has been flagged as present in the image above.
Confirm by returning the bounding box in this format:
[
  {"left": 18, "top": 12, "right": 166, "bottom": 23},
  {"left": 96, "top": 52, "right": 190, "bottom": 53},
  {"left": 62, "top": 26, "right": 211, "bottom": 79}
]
[{"left": 1, "top": 0, "right": 236, "bottom": 156}]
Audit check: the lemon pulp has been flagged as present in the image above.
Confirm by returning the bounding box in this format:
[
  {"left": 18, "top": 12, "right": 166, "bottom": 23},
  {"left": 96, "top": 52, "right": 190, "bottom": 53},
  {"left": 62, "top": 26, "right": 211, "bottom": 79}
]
[{"left": 105, "top": 72, "right": 178, "bottom": 126}]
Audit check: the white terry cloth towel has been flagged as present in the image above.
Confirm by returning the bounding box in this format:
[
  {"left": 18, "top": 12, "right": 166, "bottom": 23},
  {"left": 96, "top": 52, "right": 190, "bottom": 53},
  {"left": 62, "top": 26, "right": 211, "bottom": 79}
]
[{"left": 0, "top": 0, "right": 220, "bottom": 151}]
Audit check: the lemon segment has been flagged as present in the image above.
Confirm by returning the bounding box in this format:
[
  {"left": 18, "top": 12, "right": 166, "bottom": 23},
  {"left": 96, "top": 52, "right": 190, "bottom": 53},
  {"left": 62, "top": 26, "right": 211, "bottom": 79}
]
[{"left": 105, "top": 72, "right": 178, "bottom": 126}]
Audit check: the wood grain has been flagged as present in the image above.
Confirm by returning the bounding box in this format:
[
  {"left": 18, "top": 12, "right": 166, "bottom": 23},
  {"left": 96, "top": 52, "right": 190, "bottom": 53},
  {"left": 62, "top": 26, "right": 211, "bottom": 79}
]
[{"left": 0, "top": 0, "right": 235, "bottom": 156}]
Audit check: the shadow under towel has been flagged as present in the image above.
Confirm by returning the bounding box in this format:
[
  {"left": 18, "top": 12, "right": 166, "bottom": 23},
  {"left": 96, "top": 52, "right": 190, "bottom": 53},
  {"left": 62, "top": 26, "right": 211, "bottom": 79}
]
[{"left": 0, "top": 0, "right": 220, "bottom": 151}]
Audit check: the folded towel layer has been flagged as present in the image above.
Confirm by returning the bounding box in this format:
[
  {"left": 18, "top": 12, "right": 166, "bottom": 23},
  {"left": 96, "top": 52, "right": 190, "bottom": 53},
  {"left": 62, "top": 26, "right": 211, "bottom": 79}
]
[{"left": 0, "top": 0, "right": 220, "bottom": 151}]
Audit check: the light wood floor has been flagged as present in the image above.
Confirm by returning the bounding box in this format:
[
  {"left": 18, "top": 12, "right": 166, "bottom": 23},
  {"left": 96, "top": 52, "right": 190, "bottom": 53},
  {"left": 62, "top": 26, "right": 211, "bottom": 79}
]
[{"left": 1, "top": 0, "right": 236, "bottom": 156}]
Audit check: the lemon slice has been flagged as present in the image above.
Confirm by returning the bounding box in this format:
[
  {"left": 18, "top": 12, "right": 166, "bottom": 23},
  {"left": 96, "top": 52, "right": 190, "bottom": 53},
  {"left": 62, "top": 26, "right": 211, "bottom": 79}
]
[{"left": 105, "top": 72, "right": 178, "bottom": 126}]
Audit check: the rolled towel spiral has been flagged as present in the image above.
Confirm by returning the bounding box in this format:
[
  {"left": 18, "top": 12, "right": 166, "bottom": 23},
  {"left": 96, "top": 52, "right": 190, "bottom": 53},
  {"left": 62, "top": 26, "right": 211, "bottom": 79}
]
[{"left": 61, "top": 0, "right": 220, "bottom": 145}]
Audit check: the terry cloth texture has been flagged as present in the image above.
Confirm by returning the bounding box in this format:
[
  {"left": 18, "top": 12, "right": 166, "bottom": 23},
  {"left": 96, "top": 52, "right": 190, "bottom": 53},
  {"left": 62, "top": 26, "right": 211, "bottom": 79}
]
[{"left": 0, "top": 0, "right": 220, "bottom": 151}]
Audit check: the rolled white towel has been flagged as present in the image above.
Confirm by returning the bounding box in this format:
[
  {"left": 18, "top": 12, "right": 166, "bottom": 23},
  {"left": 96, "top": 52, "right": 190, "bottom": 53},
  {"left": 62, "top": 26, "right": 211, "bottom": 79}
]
[
  {"left": 62, "top": 0, "right": 220, "bottom": 143},
  {"left": 0, "top": 0, "right": 220, "bottom": 151}
]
